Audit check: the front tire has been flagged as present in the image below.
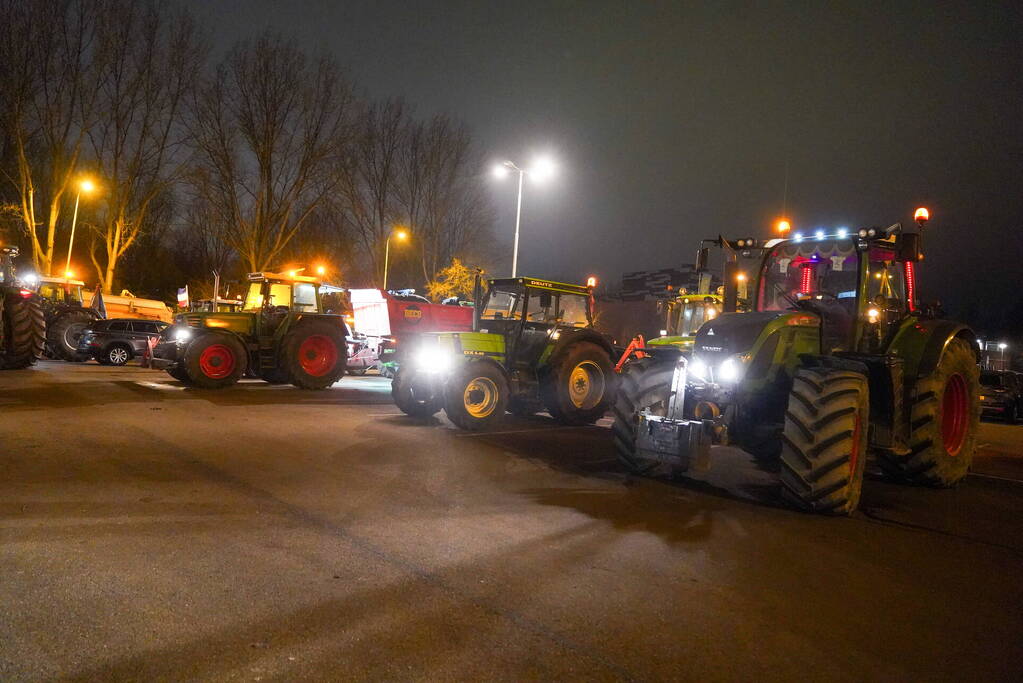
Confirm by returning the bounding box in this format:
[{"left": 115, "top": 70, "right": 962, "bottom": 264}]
[
  {"left": 392, "top": 367, "right": 441, "bottom": 417},
  {"left": 183, "top": 333, "right": 246, "bottom": 389},
  {"left": 444, "top": 361, "right": 508, "bottom": 431},
  {"left": 282, "top": 320, "right": 347, "bottom": 389},
  {"left": 47, "top": 309, "right": 95, "bottom": 361},
  {"left": 105, "top": 344, "right": 132, "bottom": 366},
  {"left": 876, "top": 338, "right": 979, "bottom": 486},
  {"left": 611, "top": 356, "right": 676, "bottom": 473},
  {"left": 543, "top": 342, "right": 615, "bottom": 425},
  {"left": 779, "top": 366, "right": 868, "bottom": 515}
]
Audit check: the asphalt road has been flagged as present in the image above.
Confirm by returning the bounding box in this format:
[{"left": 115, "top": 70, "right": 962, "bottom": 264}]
[{"left": 2, "top": 361, "right": 1022, "bottom": 681}]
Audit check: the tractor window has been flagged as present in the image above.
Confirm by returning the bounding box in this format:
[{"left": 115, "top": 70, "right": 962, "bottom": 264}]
[
  {"left": 556, "top": 294, "right": 589, "bottom": 327},
  {"left": 679, "top": 300, "right": 718, "bottom": 337},
  {"left": 866, "top": 248, "right": 906, "bottom": 310},
  {"left": 758, "top": 240, "right": 860, "bottom": 312},
  {"left": 526, "top": 291, "right": 556, "bottom": 322},
  {"left": 243, "top": 282, "right": 292, "bottom": 310},
  {"left": 481, "top": 290, "right": 522, "bottom": 320},
  {"left": 293, "top": 283, "right": 317, "bottom": 312},
  {"left": 38, "top": 284, "right": 62, "bottom": 301}
]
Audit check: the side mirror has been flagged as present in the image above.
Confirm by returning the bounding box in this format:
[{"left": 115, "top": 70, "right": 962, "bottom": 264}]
[
  {"left": 695, "top": 247, "right": 709, "bottom": 273},
  {"left": 896, "top": 232, "right": 921, "bottom": 261}
]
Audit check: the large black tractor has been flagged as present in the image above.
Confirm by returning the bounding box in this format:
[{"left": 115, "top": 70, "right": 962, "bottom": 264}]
[{"left": 614, "top": 209, "right": 980, "bottom": 515}]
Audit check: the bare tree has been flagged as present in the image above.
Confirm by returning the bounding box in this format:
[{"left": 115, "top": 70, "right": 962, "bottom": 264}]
[
  {"left": 86, "top": 1, "right": 203, "bottom": 291},
  {"left": 397, "top": 114, "right": 492, "bottom": 284},
  {"left": 0, "top": 0, "right": 101, "bottom": 275},
  {"left": 190, "top": 31, "right": 355, "bottom": 273},
  {"left": 338, "top": 98, "right": 410, "bottom": 285}
]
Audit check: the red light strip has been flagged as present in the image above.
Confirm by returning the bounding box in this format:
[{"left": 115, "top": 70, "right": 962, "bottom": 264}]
[
  {"left": 800, "top": 265, "right": 813, "bottom": 294},
  {"left": 904, "top": 261, "right": 916, "bottom": 311}
]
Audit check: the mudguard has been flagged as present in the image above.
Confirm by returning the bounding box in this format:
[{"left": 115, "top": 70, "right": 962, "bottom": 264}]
[{"left": 886, "top": 317, "right": 977, "bottom": 380}]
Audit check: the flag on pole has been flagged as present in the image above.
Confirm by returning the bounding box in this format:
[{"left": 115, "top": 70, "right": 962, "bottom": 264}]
[
  {"left": 177, "top": 285, "right": 189, "bottom": 309},
  {"left": 92, "top": 287, "right": 107, "bottom": 319}
]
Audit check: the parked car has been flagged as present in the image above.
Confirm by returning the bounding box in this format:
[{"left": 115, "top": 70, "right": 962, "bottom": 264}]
[
  {"left": 979, "top": 370, "right": 1023, "bottom": 423},
  {"left": 78, "top": 318, "right": 169, "bottom": 366}
]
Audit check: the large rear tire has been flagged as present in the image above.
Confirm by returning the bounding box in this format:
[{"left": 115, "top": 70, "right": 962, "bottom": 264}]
[
  {"left": 444, "top": 361, "right": 508, "bottom": 431},
  {"left": 876, "top": 338, "right": 978, "bottom": 486},
  {"left": 779, "top": 366, "right": 868, "bottom": 515},
  {"left": 611, "top": 356, "right": 676, "bottom": 473},
  {"left": 282, "top": 320, "right": 347, "bottom": 389},
  {"left": 542, "top": 342, "right": 615, "bottom": 425},
  {"left": 183, "top": 332, "right": 246, "bottom": 389},
  {"left": 47, "top": 308, "right": 95, "bottom": 361},
  {"left": 0, "top": 290, "right": 46, "bottom": 370},
  {"left": 392, "top": 367, "right": 441, "bottom": 417}
]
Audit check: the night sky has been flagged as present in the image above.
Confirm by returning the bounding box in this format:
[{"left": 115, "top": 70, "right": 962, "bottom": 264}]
[{"left": 186, "top": 0, "right": 1023, "bottom": 325}]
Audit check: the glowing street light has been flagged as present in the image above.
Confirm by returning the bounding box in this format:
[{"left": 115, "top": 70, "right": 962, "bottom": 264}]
[
  {"left": 65, "top": 177, "right": 97, "bottom": 278},
  {"left": 383, "top": 228, "right": 409, "bottom": 290},
  {"left": 316, "top": 264, "right": 327, "bottom": 276},
  {"left": 492, "top": 156, "right": 558, "bottom": 277}
]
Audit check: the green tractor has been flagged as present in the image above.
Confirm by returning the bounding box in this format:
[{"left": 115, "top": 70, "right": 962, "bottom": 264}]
[
  {"left": 392, "top": 276, "right": 617, "bottom": 430},
  {"left": 644, "top": 236, "right": 762, "bottom": 353},
  {"left": 0, "top": 246, "right": 46, "bottom": 370},
  {"left": 613, "top": 210, "right": 981, "bottom": 515},
  {"left": 150, "top": 271, "right": 348, "bottom": 389}
]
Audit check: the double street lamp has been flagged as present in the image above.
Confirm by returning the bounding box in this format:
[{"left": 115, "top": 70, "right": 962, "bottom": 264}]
[
  {"left": 492, "top": 156, "right": 557, "bottom": 277},
  {"left": 65, "top": 178, "right": 97, "bottom": 278},
  {"left": 383, "top": 228, "right": 409, "bottom": 290}
]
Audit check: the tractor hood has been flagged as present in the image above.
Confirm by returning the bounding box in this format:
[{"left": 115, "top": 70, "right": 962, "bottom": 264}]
[
  {"left": 176, "top": 311, "right": 255, "bottom": 336},
  {"left": 693, "top": 311, "right": 788, "bottom": 359}
]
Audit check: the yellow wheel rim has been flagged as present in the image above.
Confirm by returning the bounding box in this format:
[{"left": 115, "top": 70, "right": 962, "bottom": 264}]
[
  {"left": 463, "top": 377, "right": 499, "bottom": 418},
  {"left": 568, "top": 361, "right": 605, "bottom": 410}
]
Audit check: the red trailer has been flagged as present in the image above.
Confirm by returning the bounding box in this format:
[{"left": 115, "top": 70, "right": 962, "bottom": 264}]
[{"left": 347, "top": 289, "right": 473, "bottom": 375}]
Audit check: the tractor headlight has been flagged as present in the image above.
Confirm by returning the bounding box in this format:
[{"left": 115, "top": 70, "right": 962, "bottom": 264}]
[
  {"left": 688, "top": 358, "right": 709, "bottom": 382},
  {"left": 718, "top": 358, "right": 741, "bottom": 383},
  {"left": 173, "top": 327, "right": 192, "bottom": 343},
  {"left": 414, "top": 346, "right": 453, "bottom": 373}
]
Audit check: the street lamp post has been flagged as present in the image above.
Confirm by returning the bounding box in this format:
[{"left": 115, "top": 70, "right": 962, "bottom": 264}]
[
  {"left": 65, "top": 178, "right": 96, "bottom": 277},
  {"left": 383, "top": 228, "right": 408, "bottom": 290},
  {"left": 493, "top": 156, "right": 556, "bottom": 278}
]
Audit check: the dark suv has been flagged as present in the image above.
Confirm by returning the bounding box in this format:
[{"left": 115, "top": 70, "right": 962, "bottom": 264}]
[
  {"left": 79, "top": 318, "right": 169, "bottom": 366},
  {"left": 980, "top": 371, "right": 1023, "bottom": 423}
]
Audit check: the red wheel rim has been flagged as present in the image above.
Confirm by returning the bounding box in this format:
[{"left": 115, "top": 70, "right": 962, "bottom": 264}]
[
  {"left": 941, "top": 373, "right": 969, "bottom": 456},
  {"left": 298, "top": 335, "right": 338, "bottom": 377},
  {"left": 198, "top": 344, "right": 236, "bottom": 379}
]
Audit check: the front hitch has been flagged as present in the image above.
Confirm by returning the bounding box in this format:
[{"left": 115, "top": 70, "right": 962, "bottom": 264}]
[{"left": 635, "top": 355, "right": 717, "bottom": 472}]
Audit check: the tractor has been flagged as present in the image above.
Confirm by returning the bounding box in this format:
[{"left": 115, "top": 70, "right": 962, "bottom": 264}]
[
  {"left": 613, "top": 209, "right": 981, "bottom": 515},
  {"left": 34, "top": 275, "right": 101, "bottom": 361},
  {"left": 0, "top": 246, "right": 46, "bottom": 370},
  {"left": 150, "top": 271, "right": 349, "bottom": 389},
  {"left": 392, "top": 276, "right": 617, "bottom": 430}
]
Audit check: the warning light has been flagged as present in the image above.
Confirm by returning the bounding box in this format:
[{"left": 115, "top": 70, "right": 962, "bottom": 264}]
[
  {"left": 799, "top": 264, "right": 813, "bottom": 294},
  {"left": 586, "top": 276, "right": 597, "bottom": 288},
  {"left": 65, "top": 270, "right": 74, "bottom": 278},
  {"left": 867, "top": 308, "right": 880, "bottom": 323},
  {"left": 316, "top": 265, "right": 326, "bottom": 275},
  {"left": 736, "top": 272, "right": 747, "bottom": 282},
  {"left": 914, "top": 207, "right": 930, "bottom": 225},
  {"left": 776, "top": 219, "right": 791, "bottom": 234}
]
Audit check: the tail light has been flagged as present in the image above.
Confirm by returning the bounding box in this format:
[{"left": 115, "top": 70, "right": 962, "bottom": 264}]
[{"left": 18, "top": 289, "right": 33, "bottom": 298}]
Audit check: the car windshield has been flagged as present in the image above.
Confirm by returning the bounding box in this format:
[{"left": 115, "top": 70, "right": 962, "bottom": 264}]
[
  {"left": 758, "top": 239, "right": 860, "bottom": 311},
  {"left": 481, "top": 289, "right": 522, "bottom": 320}
]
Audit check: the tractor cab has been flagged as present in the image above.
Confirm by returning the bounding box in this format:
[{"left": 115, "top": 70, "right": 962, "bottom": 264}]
[
  {"left": 755, "top": 227, "right": 913, "bottom": 354},
  {"left": 477, "top": 277, "right": 593, "bottom": 370},
  {"left": 35, "top": 277, "right": 87, "bottom": 307}
]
